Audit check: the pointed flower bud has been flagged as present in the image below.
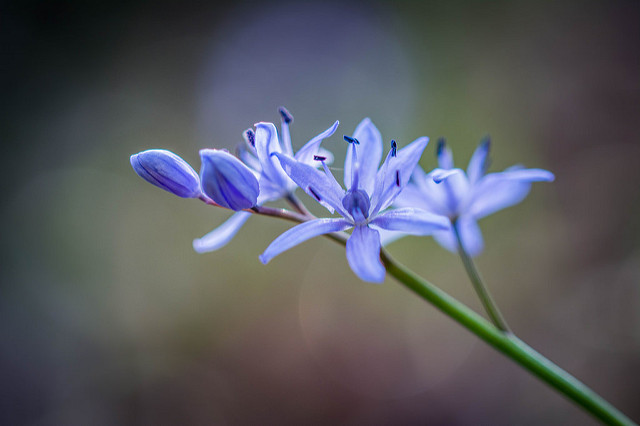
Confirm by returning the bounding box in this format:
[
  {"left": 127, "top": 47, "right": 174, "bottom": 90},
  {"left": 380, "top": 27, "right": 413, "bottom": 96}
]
[
  {"left": 199, "top": 149, "right": 259, "bottom": 211},
  {"left": 130, "top": 149, "right": 201, "bottom": 198}
]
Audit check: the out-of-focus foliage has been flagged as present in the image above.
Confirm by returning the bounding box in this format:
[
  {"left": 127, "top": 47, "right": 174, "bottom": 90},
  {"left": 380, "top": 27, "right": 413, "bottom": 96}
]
[{"left": 1, "top": 1, "right": 639, "bottom": 424}]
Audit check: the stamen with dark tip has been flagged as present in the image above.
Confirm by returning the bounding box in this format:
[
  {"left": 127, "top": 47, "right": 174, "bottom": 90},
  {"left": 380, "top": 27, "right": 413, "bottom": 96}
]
[
  {"left": 437, "top": 137, "right": 446, "bottom": 156},
  {"left": 278, "top": 106, "right": 293, "bottom": 124},
  {"left": 313, "top": 155, "right": 326, "bottom": 162},
  {"left": 480, "top": 136, "right": 492, "bottom": 173},
  {"left": 244, "top": 129, "right": 256, "bottom": 147},
  {"left": 308, "top": 186, "right": 322, "bottom": 201},
  {"left": 395, "top": 170, "right": 401, "bottom": 187},
  {"left": 480, "top": 135, "right": 491, "bottom": 151},
  {"left": 391, "top": 140, "right": 397, "bottom": 157},
  {"left": 343, "top": 135, "right": 360, "bottom": 145}
]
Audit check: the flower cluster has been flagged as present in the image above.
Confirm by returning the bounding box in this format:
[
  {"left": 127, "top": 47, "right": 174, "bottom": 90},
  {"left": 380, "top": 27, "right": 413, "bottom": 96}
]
[{"left": 131, "top": 108, "right": 554, "bottom": 283}]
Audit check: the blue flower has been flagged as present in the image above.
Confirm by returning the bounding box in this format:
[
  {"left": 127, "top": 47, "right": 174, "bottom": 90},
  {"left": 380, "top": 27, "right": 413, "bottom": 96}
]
[
  {"left": 193, "top": 107, "right": 338, "bottom": 253},
  {"left": 130, "top": 149, "right": 202, "bottom": 198},
  {"left": 199, "top": 149, "right": 260, "bottom": 211},
  {"left": 395, "top": 138, "right": 555, "bottom": 256},
  {"left": 259, "top": 118, "right": 449, "bottom": 283}
]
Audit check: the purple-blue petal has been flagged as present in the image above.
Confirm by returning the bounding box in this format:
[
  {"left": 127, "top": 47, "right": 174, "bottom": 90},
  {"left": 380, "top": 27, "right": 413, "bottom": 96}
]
[
  {"left": 375, "top": 228, "right": 406, "bottom": 247},
  {"left": 274, "top": 152, "right": 347, "bottom": 216},
  {"left": 468, "top": 168, "right": 553, "bottom": 219},
  {"left": 370, "top": 136, "right": 429, "bottom": 216},
  {"left": 345, "top": 225, "right": 386, "bottom": 283},
  {"left": 278, "top": 106, "right": 294, "bottom": 156},
  {"left": 295, "top": 120, "right": 339, "bottom": 165},
  {"left": 431, "top": 167, "right": 463, "bottom": 184},
  {"left": 434, "top": 167, "right": 471, "bottom": 216},
  {"left": 393, "top": 166, "right": 450, "bottom": 216},
  {"left": 369, "top": 207, "right": 449, "bottom": 235},
  {"left": 260, "top": 218, "right": 351, "bottom": 264},
  {"left": 192, "top": 211, "right": 251, "bottom": 253},
  {"left": 130, "top": 149, "right": 201, "bottom": 198},
  {"left": 466, "top": 138, "right": 491, "bottom": 184},
  {"left": 436, "top": 139, "right": 455, "bottom": 169},
  {"left": 344, "top": 118, "right": 383, "bottom": 195},
  {"left": 254, "top": 122, "right": 289, "bottom": 187},
  {"left": 433, "top": 217, "right": 484, "bottom": 257},
  {"left": 199, "top": 149, "right": 259, "bottom": 211}
]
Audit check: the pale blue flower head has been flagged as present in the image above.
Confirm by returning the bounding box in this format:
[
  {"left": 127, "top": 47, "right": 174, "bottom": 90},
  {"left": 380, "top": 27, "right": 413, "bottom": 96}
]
[
  {"left": 130, "top": 149, "right": 201, "bottom": 198},
  {"left": 199, "top": 148, "right": 259, "bottom": 211},
  {"left": 395, "top": 137, "right": 555, "bottom": 256},
  {"left": 259, "top": 118, "right": 449, "bottom": 283},
  {"left": 193, "top": 107, "right": 338, "bottom": 253}
]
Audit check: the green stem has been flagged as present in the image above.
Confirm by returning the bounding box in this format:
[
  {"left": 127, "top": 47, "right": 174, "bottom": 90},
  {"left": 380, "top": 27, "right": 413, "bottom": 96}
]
[
  {"left": 380, "top": 250, "right": 636, "bottom": 426},
  {"left": 285, "top": 192, "right": 314, "bottom": 218},
  {"left": 250, "top": 205, "right": 634, "bottom": 424},
  {"left": 452, "top": 220, "right": 511, "bottom": 333}
]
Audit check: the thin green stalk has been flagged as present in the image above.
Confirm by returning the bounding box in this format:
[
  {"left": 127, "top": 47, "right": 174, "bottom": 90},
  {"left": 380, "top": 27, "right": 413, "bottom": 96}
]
[
  {"left": 285, "top": 192, "right": 314, "bottom": 217},
  {"left": 249, "top": 200, "right": 634, "bottom": 424},
  {"left": 452, "top": 220, "right": 511, "bottom": 333},
  {"left": 380, "top": 250, "right": 636, "bottom": 426}
]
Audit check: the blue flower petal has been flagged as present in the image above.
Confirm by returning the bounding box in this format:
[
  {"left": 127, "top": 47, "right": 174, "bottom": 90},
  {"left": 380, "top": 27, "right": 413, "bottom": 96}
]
[
  {"left": 431, "top": 167, "right": 463, "bottom": 184},
  {"left": 432, "top": 227, "right": 457, "bottom": 254},
  {"left": 314, "top": 147, "right": 335, "bottom": 165},
  {"left": 260, "top": 218, "right": 352, "bottom": 264},
  {"left": 131, "top": 149, "right": 201, "bottom": 198},
  {"left": 344, "top": 118, "right": 383, "bottom": 195},
  {"left": 466, "top": 138, "right": 491, "bottom": 184},
  {"left": 374, "top": 227, "right": 406, "bottom": 247},
  {"left": 295, "top": 120, "right": 339, "bottom": 165},
  {"left": 468, "top": 168, "right": 554, "bottom": 219},
  {"left": 369, "top": 207, "right": 449, "bottom": 235},
  {"left": 438, "top": 168, "right": 471, "bottom": 216},
  {"left": 499, "top": 168, "right": 555, "bottom": 182},
  {"left": 274, "top": 152, "right": 347, "bottom": 216},
  {"left": 199, "top": 149, "right": 260, "bottom": 210},
  {"left": 433, "top": 217, "right": 484, "bottom": 257},
  {"left": 393, "top": 166, "right": 450, "bottom": 216},
  {"left": 254, "top": 122, "right": 290, "bottom": 187},
  {"left": 278, "top": 106, "right": 294, "bottom": 156},
  {"left": 237, "top": 143, "right": 261, "bottom": 173},
  {"left": 193, "top": 211, "right": 252, "bottom": 253},
  {"left": 370, "top": 137, "right": 429, "bottom": 216},
  {"left": 436, "top": 139, "right": 455, "bottom": 169},
  {"left": 346, "top": 225, "right": 386, "bottom": 283}
]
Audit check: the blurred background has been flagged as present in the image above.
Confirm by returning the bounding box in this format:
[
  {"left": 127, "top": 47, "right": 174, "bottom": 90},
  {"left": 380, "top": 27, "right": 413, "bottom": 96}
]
[{"left": 2, "top": 0, "right": 639, "bottom": 424}]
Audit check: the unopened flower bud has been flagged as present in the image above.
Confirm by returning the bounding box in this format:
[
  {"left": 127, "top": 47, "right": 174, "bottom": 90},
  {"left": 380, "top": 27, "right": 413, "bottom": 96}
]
[
  {"left": 130, "top": 149, "right": 201, "bottom": 198},
  {"left": 199, "top": 149, "right": 259, "bottom": 210}
]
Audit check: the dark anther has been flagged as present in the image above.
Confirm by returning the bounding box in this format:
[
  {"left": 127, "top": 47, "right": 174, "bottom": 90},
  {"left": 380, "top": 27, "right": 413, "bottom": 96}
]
[
  {"left": 245, "top": 129, "right": 256, "bottom": 147},
  {"left": 313, "top": 155, "right": 326, "bottom": 162},
  {"left": 391, "top": 140, "right": 397, "bottom": 157},
  {"left": 308, "top": 186, "right": 322, "bottom": 201},
  {"left": 395, "top": 170, "right": 401, "bottom": 187},
  {"left": 480, "top": 135, "right": 491, "bottom": 151},
  {"left": 436, "top": 137, "right": 446, "bottom": 156},
  {"left": 278, "top": 106, "right": 293, "bottom": 124},
  {"left": 480, "top": 136, "right": 491, "bottom": 172},
  {"left": 343, "top": 135, "right": 360, "bottom": 144}
]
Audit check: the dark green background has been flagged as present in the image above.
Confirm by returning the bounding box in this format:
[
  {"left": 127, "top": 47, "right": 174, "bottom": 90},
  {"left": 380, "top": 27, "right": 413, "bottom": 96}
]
[{"left": 2, "top": 1, "right": 639, "bottom": 424}]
